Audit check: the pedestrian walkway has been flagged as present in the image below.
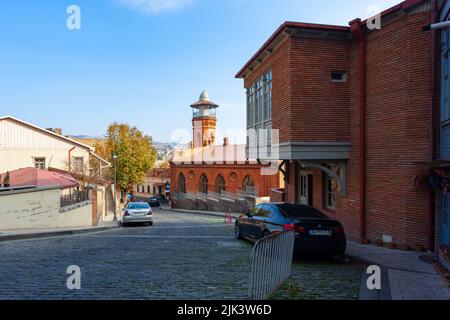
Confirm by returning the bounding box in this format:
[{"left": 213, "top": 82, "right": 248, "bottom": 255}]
[{"left": 347, "top": 242, "right": 450, "bottom": 300}]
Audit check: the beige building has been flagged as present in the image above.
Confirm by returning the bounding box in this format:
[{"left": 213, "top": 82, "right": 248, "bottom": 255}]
[
  {"left": 0, "top": 116, "right": 110, "bottom": 175},
  {"left": 134, "top": 168, "right": 171, "bottom": 198}
]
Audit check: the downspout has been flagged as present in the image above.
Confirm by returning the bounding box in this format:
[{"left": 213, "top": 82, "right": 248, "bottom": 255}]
[
  {"left": 68, "top": 147, "right": 76, "bottom": 172},
  {"left": 429, "top": 0, "right": 438, "bottom": 252},
  {"left": 350, "top": 18, "right": 367, "bottom": 243},
  {"left": 360, "top": 29, "right": 367, "bottom": 243}
]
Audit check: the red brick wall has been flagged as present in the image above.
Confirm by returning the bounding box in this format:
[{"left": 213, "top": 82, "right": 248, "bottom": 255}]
[
  {"left": 244, "top": 3, "right": 435, "bottom": 249},
  {"left": 363, "top": 10, "right": 432, "bottom": 248},
  {"left": 171, "top": 164, "right": 280, "bottom": 197},
  {"left": 289, "top": 37, "right": 351, "bottom": 142}
]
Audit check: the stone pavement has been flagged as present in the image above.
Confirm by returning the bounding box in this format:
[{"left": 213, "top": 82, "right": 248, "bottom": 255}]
[
  {"left": 0, "top": 210, "right": 363, "bottom": 300},
  {"left": 347, "top": 242, "right": 450, "bottom": 300}
]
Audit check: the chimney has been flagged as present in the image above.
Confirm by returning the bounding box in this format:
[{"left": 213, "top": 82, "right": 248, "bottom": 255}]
[
  {"left": 46, "top": 128, "right": 63, "bottom": 135},
  {"left": 223, "top": 137, "right": 229, "bottom": 147}
]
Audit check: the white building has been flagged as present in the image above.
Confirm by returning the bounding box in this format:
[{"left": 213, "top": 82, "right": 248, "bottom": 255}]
[{"left": 0, "top": 116, "right": 110, "bottom": 175}]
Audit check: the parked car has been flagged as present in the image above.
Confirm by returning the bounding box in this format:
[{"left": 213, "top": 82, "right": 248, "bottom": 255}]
[
  {"left": 235, "top": 203, "right": 346, "bottom": 256},
  {"left": 122, "top": 202, "right": 153, "bottom": 227},
  {"left": 148, "top": 196, "right": 160, "bottom": 207}
]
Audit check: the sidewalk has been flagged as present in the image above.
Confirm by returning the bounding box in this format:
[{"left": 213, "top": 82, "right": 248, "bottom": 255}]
[
  {"left": 347, "top": 242, "right": 450, "bottom": 300},
  {"left": 0, "top": 221, "right": 119, "bottom": 243}
]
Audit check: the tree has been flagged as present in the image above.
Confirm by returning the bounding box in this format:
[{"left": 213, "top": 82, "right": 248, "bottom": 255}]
[{"left": 95, "top": 123, "right": 157, "bottom": 194}]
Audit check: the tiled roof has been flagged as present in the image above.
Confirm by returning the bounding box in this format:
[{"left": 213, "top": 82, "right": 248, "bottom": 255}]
[{"left": 1, "top": 167, "right": 79, "bottom": 189}]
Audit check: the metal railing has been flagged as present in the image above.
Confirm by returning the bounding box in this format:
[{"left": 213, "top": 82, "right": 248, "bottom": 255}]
[
  {"left": 60, "top": 190, "right": 90, "bottom": 208},
  {"left": 207, "top": 191, "right": 221, "bottom": 201},
  {"left": 220, "top": 191, "right": 237, "bottom": 200},
  {"left": 246, "top": 186, "right": 259, "bottom": 197},
  {"left": 248, "top": 230, "right": 295, "bottom": 300}
]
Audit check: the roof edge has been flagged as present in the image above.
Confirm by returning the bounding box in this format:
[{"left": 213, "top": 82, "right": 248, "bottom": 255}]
[
  {"left": 235, "top": 21, "right": 350, "bottom": 79},
  {"left": 0, "top": 116, "right": 94, "bottom": 151}
]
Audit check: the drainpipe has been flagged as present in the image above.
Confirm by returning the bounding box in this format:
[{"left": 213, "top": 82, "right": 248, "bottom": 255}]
[
  {"left": 350, "top": 19, "right": 367, "bottom": 243},
  {"left": 68, "top": 147, "right": 76, "bottom": 172},
  {"left": 429, "top": 0, "right": 438, "bottom": 252}
]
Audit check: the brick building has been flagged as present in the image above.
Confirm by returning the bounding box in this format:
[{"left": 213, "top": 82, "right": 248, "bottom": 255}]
[
  {"left": 170, "top": 91, "right": 280, "bottom": 198},
  {"left": 236, "top": 0, "right": 440, "bottom": 250}
]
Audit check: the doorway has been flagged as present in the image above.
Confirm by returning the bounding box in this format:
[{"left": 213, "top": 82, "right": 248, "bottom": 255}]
[{"left": 298, "top": 171, "right": 313, "bottom": 206}]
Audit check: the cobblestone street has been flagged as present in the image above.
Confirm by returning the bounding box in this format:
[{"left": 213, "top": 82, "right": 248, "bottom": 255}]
[{"left": 0, "top": 211, "right": 363, "bottom": 300}]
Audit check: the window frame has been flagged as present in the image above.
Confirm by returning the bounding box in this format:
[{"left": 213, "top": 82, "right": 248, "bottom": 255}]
[
  {"left": 199, "top": 174, "right": 208, "bottom": 194},
  {"left": 331, "top": 71, "right": 348, "bottom": 83},
  {"left": 33, "top": 157, "right": 46, "bottom": 170},
  {"left": 215, "top": 175, "right": 226, "bottom": 194},
  {"left": 178, "top": 173, "right": 186, "bottom": 194},
  {"left": 324, "top": 173, "right": 336, "bottom": 210}
]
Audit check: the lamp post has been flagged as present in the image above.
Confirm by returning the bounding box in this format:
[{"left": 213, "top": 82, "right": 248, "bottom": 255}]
[{"left": 113, "top": 154, "right": 118, "bottom": 222}]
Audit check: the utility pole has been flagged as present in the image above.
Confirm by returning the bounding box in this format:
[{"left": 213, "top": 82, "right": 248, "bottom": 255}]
[{"left": 113, "top": 154, "right": 118, "bottom": 222}]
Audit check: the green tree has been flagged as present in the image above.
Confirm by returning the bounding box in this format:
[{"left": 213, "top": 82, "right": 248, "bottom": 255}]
[{"left": 96, "top": 123, "right": 157, "bottom": 193}]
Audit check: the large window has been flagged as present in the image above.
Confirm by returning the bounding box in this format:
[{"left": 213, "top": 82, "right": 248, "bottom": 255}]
[
  {"left": 33, "top": 157, "right": 46, "bottom": 169},
  {"left": 247, "top": 70, "right": 273, "bottom": 146},
  {"left": 215, "top": 175, "right": 226, "bottom": 194},
  {"left": 72, "top": 157, "right": 84, "bottom": 173},
  {"left": 178, "top": 173, "right": 186, "bottom": 194},
  {"left": 243, "top": 175, "right": 255, "bottom": 189},
  {"left": 199, "top": 174, "right": 208, "bottom": 194}
]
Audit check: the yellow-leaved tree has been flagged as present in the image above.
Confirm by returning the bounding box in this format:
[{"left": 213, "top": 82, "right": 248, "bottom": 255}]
[{"left": 95, "top": 123, "right": 157, "bottom": 194}]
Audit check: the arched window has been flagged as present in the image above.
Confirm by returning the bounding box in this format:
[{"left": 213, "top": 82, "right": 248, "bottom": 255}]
[
  {"left": 178, "top": 173, "right": 186, "bottom": 194},
  {"left": 199, "top": 174, "right": 208, "bottom": 194},
  {"left": 216, "top": 175, "right": 226, "bottom": 194},
  {"left": 243, "top": 175, "right": 255, "bottom": 188}
]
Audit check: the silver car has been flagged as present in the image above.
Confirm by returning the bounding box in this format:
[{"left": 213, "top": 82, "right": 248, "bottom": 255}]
[{"left": 122, "top": 202, "right": 153, "bottom": 226}]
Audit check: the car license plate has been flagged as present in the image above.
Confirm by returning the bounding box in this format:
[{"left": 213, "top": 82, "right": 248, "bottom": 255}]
[{"left": 309, "top": 230, "right": 331, "bottom": 236}]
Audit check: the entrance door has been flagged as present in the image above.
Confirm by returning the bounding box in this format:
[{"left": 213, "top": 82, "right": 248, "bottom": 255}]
[
  {"left": 442, "top": 193, "right": 450, "bottom": 246},
  {"left": 298, "top": 172, "right": 313, "bottom": 206}
]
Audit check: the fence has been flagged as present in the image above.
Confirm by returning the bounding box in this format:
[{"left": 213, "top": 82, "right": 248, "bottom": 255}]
[
  {"left": 60, "top": 189, "right": 90, "bottom": 208},
  {"left": 248, "top": 230, "right": 295, "bottom": 300}
]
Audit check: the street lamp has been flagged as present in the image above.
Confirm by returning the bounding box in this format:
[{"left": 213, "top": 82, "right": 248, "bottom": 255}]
[{"left": 113, "top": 154, "right": 118, "bottom": 222}]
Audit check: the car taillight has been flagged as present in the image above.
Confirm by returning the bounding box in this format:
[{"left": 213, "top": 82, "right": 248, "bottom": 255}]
[
  {"left": 284, "top": 224, "right": 306, "bottom": 234},
  {"left": 295, "top": 226, "right": 306, "bottom": 234},
  {"left": 124, "top": 211, "right": 130, "bottom": 217},
  {"left": 334, "top": 226, "right": 345, "bottom": 235}
]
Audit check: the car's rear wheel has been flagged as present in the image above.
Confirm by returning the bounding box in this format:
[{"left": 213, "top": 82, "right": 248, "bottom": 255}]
[{"left": 235, "top": 223, "right": 243, "bottom": 240}]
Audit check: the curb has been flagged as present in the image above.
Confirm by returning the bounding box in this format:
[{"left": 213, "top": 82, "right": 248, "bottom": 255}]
[
  {"left": 0, "top": 225, "right": 119, "bottom": 243},
  {"left": 160, "top": 207, "right": 240, "bottom": 220}
]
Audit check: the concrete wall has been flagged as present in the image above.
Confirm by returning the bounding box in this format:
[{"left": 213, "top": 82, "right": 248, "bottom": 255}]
[{"left": 0, "top": 187, "right": 93, "bottom": 231}]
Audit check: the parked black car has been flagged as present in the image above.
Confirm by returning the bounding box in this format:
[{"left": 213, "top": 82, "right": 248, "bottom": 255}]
[
  {"left": 235, "top": 203, "right": 347, "bottom": 256},
  {"left": 148, "top": 196, "right": 160, "bottom": 207}
]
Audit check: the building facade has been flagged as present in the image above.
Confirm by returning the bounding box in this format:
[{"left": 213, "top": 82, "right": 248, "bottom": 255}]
[
  {"left": 0, "top": 116, "right": 110, "bottom": 175},
  {"left": 170, "top": 91, "right": 280, "bottom": 199},
  {"left": 134, "top": 168, "right": 171, "bottom": 198},
  {"left": 439, "top": 0, "right": 450, "bottom": 266},
  {"left": 237, "top": 0, "right": 439, "bottom": 250}
]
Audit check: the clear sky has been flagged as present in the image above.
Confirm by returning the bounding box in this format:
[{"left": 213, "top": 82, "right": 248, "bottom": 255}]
[{"left": 0, "top": 0, "right": 402, "bottom": 143}]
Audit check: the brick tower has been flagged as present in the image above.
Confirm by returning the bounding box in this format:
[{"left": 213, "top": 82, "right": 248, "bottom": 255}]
[{"left": 191, "top": 90, "right": 218, "bottom": 148}]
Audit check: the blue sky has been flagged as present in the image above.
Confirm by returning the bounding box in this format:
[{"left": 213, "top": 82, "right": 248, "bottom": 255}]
[{"left": 0, "top": 0, "right": 402, "bottom": 142}]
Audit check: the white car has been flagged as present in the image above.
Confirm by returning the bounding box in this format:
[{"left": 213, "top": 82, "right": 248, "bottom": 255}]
[{"left": 122, "top": 202, "right": 153, "bottom": 227}]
